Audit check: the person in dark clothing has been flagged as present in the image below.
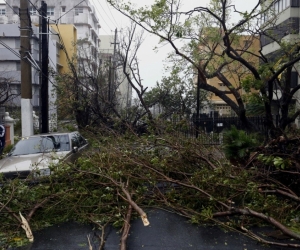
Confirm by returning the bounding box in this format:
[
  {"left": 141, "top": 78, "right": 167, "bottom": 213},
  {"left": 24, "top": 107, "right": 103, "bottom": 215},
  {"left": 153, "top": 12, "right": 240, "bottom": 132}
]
[{"left": 0, "top": 124, "right": 5, "bottom": 155}]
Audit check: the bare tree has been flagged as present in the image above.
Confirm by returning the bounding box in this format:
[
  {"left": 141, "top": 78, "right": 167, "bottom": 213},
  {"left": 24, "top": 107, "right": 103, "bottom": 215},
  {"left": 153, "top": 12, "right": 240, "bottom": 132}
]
[{"left": 0, "top": 77, "right": 20, "bottom": 105}]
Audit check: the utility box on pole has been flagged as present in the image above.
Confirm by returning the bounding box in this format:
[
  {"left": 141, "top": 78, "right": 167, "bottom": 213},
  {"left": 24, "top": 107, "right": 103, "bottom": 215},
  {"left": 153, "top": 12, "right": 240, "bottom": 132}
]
[{"left": 20, "top": 0, "right": 33, "bottom": 137}]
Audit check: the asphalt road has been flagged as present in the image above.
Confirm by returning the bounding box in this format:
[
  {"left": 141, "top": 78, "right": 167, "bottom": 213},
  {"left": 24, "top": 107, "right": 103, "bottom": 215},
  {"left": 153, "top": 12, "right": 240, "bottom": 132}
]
[{"left": 11, "top": 209, "right": 297, "bottom": 250}]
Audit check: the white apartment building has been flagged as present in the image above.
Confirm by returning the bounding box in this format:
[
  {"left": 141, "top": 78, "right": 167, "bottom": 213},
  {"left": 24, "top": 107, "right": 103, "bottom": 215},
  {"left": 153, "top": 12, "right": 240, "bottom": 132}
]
[
  {"left": 5, "top": 0, "right": 101, "bottom": 64},
  {"left": 261, "top": 0, "right": 300, "bottom": 127}
]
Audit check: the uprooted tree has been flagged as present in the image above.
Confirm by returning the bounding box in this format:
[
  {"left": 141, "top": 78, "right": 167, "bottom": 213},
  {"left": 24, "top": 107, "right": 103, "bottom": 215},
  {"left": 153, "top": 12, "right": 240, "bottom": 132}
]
[{"left": 108, "top": 0, "right": 300, "bottom": 137}]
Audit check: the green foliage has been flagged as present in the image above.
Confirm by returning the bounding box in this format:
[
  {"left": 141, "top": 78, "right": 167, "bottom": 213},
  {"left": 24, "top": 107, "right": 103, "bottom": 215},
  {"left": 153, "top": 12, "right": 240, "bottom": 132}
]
[
  {"left": 243, "top": 93, "right": 265, "bottom": 116},
  {"left": 222, "top": 126, "right": 259, "bottom": 161},
  {"left": 257, "top": 154, "right": 291, "bottom": 170},
  {"left": 241, "top": 75, "right": 263, "bottom": 92},
  {"left": 144, "top": 64, "right": 210, "bottom": 119}
]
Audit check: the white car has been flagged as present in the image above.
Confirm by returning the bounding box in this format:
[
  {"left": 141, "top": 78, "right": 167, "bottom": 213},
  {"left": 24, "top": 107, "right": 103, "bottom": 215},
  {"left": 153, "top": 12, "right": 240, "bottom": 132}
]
[{"left": 0, "top": 131, "right": 88, "bottom": 180}]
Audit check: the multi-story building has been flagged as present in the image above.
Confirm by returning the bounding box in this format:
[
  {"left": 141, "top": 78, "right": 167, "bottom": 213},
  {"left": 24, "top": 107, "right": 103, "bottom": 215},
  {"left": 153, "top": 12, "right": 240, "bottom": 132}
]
[
  {"left": 261, "top": 0, "right": 300, "bottom": 127},
  {"left": 197, "top": 33, "right": 260, "bottom": 118},
  {"left": 0, "top": 0, "right": 102, "bottom": 129}
]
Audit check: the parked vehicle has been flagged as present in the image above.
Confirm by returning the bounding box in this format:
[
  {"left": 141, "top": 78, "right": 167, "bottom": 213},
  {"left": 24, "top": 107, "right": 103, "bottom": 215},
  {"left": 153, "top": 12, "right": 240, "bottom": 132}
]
[{"left": 0, "top": 131, "right": 88, "bottom": 180}]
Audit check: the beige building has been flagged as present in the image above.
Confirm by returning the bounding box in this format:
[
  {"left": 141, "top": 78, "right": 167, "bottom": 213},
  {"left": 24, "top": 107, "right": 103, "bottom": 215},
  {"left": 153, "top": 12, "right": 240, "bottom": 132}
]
[
  {"left": 50, "top": 25, "right": 77, "bottom": 74},
  {"left": 199, "top": 34, "right": 260, "bottom": 117}
]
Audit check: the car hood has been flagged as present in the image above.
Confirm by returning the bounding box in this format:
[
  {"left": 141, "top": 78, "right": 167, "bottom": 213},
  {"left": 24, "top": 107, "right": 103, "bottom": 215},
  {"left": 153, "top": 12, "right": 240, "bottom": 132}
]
[{"left": 0, "top": 151, "right": 69, "bottom": 173}]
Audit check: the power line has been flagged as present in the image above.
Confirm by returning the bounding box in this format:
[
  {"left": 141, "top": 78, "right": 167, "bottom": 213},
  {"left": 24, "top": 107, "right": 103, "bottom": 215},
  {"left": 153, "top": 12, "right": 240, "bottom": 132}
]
[
  {"left": 48, "top": 55, "right": 56, "bottom": 69},
  {"left": 87, "top": 0, "right": 115, "bottom": 35},
  {"left": 0, "top": 40, "right": 20, "bottom": 59},
  {"left": 27, "top": 0, "right": 40, "bottom": 13},
  {"left": 91, "top": 0, "right": 119, "bottom": 28},
  {"left": 105, "top": 0, "right": 120, "bottom": 27},
  {"left": 0, "top": 39, "right": 56, "bottom": 86}
]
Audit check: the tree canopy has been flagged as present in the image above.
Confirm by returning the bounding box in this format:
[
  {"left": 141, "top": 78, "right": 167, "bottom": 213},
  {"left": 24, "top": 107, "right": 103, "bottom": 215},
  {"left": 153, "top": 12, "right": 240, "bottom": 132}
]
[{"left": 108, "top": 0, "right": 300, "bottom": 137}]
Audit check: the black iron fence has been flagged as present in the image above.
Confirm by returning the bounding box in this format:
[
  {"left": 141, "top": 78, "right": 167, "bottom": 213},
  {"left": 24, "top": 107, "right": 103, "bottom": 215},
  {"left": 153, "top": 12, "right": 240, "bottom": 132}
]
[{"left": 170, "top": 116, "right": 277, "bottom": 145}]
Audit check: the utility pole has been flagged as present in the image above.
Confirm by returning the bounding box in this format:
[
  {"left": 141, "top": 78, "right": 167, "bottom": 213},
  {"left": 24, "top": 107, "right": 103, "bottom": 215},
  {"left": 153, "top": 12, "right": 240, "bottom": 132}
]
[
  {"left": 39, "top": 1, "right": 49, "bottom": 133},
  {"left": 20, "top": 0, "right": 33, "bottom": 137},
  {"left": 196, "top": 70, "right": 201, "bottom": 139},
  {"left": 109, "top": 28, "right": 118, "bottom": 105}
]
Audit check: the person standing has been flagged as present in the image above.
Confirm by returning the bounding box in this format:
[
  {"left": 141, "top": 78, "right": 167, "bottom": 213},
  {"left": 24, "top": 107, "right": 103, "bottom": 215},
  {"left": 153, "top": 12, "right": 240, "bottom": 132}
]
[{"left": 0, "top": 124, "right": 5, "bottom": 155}]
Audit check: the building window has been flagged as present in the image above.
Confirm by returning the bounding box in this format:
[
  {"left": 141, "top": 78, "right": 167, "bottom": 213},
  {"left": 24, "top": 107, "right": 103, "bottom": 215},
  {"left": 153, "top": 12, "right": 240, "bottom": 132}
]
[
  {"left": 291, "top": 0, "right": 300, "bottom": 7},
  {"left": 261, "top": 0, "right": 290, "bottom": 23},
  {"left": 0, "top": 8, "right": 5, "bottom": 15},
  {"left": 291, "top": 71, "right": 298, "bottom": 88},
  {"left": 47, "top": 7, "right": 54, "bottom": 16},
  {"left": 61, "top": 6, "right": 66, "bottom": 12},
  {"left": 29, "top": 7, "right": 37, "bottom": 15},
  {"left": 13, "top": 6, "right": 19, "bottom": 15},
  {"left": 15, "top": 39, "right": 20, "bottom": 49},
  {"left": 16, "top": 62, "right": 21, "bottom": 71},
  {"left": 243, "top": 40, "right": 251, "bottom": 48},
  {"left": 75, "top": 7, "right": 83, "bottom": 15}
]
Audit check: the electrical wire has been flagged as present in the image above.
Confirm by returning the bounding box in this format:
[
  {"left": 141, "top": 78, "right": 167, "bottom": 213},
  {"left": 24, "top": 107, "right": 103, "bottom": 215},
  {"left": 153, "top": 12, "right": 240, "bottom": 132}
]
[
  {"left": 105, "top": 0, "right": 120, "bottom": 27},
  {"left": 87, "top": 0, "right": 114, "bottom": 35},
  {"left": 91, "top": 0, "right": 119, "bottom": 28},
  {"left": 27, "top": 0, "right": 40, "bottom": 14},
  {"left": 0, "top": 39, "right": 56, "bottom": 87},
  {"left": 0, "top": 40, "right": 20, "bottom": 59},
  {"left": 48, "top": 54, "right": 57, "bottom": 69}
]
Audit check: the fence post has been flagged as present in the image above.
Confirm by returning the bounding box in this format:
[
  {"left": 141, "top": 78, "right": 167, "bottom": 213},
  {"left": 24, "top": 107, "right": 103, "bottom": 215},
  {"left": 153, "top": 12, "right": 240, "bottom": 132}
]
[{"left": 4, "top": 112, "right": 14, "bottom": 145}]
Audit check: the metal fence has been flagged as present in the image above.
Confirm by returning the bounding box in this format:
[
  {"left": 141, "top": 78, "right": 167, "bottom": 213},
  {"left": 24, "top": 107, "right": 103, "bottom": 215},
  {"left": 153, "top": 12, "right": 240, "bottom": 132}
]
[{"left": 170, "top": 116, "right": 275, "bottom": 145}]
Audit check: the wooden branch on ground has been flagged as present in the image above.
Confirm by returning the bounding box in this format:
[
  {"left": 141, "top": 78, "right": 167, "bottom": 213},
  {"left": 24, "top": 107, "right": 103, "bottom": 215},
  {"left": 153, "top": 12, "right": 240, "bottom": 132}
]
[
  {"left": 120, "top": 205, "right": 132, "bottom": 250},
  {"left": 240, "top": 226, "right": 300, "bottom": 248},
  {"left": 213, "top": 207, "right": 300, "bottom": 240}
]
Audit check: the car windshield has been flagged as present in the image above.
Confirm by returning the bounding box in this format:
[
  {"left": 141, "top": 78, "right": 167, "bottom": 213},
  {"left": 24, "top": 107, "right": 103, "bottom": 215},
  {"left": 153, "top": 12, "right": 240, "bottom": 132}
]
[{"left": 8, "top": 135, "right": 70, "bottom": 156}]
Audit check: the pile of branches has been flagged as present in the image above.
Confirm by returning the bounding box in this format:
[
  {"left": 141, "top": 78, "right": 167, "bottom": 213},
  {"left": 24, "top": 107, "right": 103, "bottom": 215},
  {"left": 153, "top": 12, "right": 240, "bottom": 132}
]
[
  {"left": 1, "top": 127, "right": 300, "bottom": 249},
  {"left": 246, "top": 133, "right": 300, "bottom": 193}
]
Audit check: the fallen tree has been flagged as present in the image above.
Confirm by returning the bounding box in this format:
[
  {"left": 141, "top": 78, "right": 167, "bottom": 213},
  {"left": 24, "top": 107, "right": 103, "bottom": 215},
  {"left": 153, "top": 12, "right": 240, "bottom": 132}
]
[{"left": 0, "top": 124, "right": 300, "bottom": 249}]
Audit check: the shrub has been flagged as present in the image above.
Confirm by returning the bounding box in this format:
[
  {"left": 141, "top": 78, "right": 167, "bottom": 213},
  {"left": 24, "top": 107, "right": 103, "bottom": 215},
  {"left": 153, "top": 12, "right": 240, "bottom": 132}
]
[{"left": 222, "top": 126, "right": 259, "bottom": 162}]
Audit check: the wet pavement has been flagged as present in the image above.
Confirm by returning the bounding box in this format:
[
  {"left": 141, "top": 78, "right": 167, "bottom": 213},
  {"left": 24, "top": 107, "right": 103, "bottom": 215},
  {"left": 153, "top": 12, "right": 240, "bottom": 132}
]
[{"left": 10, "top": 209, "right": 297, "bottom": 250}]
